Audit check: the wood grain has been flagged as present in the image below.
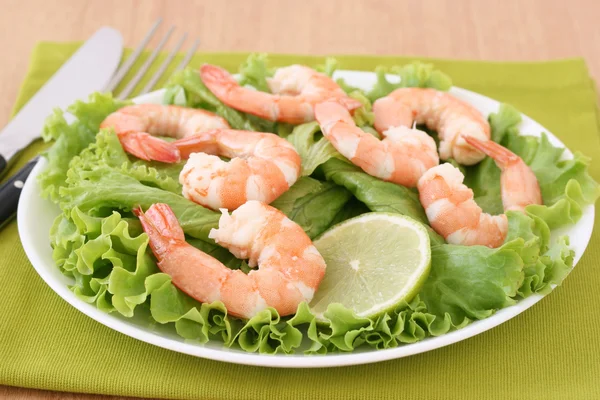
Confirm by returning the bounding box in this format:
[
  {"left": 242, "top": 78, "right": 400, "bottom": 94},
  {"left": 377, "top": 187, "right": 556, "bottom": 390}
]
[{"left": 1, "top": 0, "right": 599, "bottom": 398}]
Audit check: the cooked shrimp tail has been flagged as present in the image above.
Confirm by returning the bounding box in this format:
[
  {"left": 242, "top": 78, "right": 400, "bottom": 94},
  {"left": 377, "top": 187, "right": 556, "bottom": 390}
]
[
  {"left": 200, "top": 64, "right": 260, "bottom": 110},
  {"left": 336, "top": 96, "right": 363, "bottom": 111},
  {"left": 462, "top": 135, "right": 520, "bottom": 167},
  {"left": 133, "top": 204, "right": 185, "bottom": 259},
  {"left": 120, "top": 132, "right": 181, "bottom": 163},
  {"left": 462, "top": 135, "right": 542, "bottom": 212},
  {"left": 171, "top": 132, "right": 218, "bottom": 159}
]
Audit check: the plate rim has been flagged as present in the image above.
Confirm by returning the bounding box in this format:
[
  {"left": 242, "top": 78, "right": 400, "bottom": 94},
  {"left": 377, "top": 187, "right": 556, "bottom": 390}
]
[{"left": 18, "top": 69, "right": 595, "bottom": 368}]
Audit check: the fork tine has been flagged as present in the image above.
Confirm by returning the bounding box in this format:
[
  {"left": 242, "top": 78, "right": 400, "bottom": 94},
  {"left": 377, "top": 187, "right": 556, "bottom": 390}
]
[
  {"left": 104, "top": 18, "right": 162, "bottom": 92},
  {"left": 116, "top": 25, "right": 175, "bottom": 100},
  {"left": 175, "top": 38, "right": 200, "bottom": 72},
  {"left": 139, "top": 32, "right": 188, "bottom": 95}
]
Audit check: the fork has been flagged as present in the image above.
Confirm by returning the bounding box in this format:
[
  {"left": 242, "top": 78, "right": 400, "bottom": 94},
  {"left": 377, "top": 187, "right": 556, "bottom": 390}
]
[
  {"left": 106, "top": 18, "right": 200, "bottom": 99},
  {"left": 0, "top": 19, "right": 200, "bottom": 228}
]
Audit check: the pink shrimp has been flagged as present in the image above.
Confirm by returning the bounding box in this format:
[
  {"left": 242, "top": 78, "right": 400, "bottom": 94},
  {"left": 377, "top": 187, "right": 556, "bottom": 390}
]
[
  {"left": 373, "top": 88, "right": 491, "bottom": 165},
  {"left": 134, "top": 201, "right": 326, "bottom": 318},
  {"left": 314, "top": 101, "right": 439, "bottom": 187},
  {"left": 173, "top": 129, "right": 301, "bottom": 211},
  {"left": 200, "top": 64, "right": 362, "bottom": 124},
  {"left": 100, "top": 104, "right": 230, "bottom": 163},
  {"left": 417, "top": 136, "right": 542, "bottom": 248}
]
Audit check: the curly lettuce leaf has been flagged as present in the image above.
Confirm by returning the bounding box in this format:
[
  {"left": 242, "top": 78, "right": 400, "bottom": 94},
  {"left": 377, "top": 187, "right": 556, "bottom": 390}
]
[
  {"left": 420, "top": 236, "right": 524, "bottom": 324},
  {"left": 321, "top": 159, "right": 426, "bottom": 223},
  {"left": 489, "top": 103, "right": 522, "bottom": 142},
  {"left": 315, "top": 57, "right": 339, "bottom": 78},
  {"left": 61, "top": 154, "right": 218, "bottom": 239},
  {"left": 367, "top": 62, "right": 453, "bottom": 101},
  {"left": 238, "top": 53, "right": 274, "bottom": 92},
  {"left": 62, "top": 168, "right": 219, "bottom": 241},
  {"left": 314, "top": 57, "right": 362, "bottom": 96},
  {"left": 38, "top": 93, "right": 129, "bottom": 200},
  {"left": 271, "top": 177, "right": 352, "bottom": 238},
  {"left": 286, "top": 121, "right": 344, "bottom": 176},
  {"left": 56, "top": 128, "right": 217, "bottom": 241},
  {"left": 419, "top": 207, "right": 576, "bottom": 325},
  {"left": 50, "top": 208, "right": 157, "bottom": 316},
  {"left": 71, "top": 129, "right": 183, "bottom": 194},
  {"left": 349, "top": 90, "right": 375, "bottom": 128}
]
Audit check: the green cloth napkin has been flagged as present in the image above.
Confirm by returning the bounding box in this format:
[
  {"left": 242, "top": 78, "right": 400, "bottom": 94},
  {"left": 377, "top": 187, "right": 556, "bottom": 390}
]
[{"left": 1, "top": 42, "right": 600, "bottom": 400}]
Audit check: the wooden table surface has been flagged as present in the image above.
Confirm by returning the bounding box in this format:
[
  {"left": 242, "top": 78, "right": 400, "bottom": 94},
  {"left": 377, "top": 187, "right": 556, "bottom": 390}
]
[{"left": 1, "top": 0, "right": 599, "bottom": 398}]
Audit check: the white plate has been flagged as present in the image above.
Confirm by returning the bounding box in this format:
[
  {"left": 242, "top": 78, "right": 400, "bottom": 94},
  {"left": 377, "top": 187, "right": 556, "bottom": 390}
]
[{"left": 18, "top": 70, "right": 595, "bottom": 368}]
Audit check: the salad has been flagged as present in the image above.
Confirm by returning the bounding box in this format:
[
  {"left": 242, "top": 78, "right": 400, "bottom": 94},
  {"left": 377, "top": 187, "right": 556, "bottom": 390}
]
[{"left": 40, "top": 54, "right": 599, "bottom": 354}]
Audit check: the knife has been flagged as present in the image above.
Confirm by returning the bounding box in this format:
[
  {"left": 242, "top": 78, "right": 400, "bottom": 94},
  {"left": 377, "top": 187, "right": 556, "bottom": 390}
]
[{"left": 0, "top": 27, "right": 123, "bottom": 228}]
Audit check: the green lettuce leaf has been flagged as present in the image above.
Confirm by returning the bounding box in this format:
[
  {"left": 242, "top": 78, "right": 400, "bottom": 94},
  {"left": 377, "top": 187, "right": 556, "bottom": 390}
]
[
  {"left": 286, "top": 121, "right": 344, "bottom": 176},
  {"left": 237, "top": 53, "right": 274, "bottom": 92},
  {"left": 419, "top": 236, "right": 524, "bottom": 324},
  {"left": 321, "top": 159, "right": 426, "bottom": 223},
  {"left": 349, "top": 90, "right": 375, "bottom": 128},
  {"left": 38, "top": 93, "right": 129, "bottom": 200},
  {"left": 367, "top": 62, "right": 453, "bottom": 102},
  {"left": 489, "top": 103, "right": 522, "bottom": 142},
  {"left": 271, "top": 177, "right": 352, "bottom": 238},
  {"left": 315, "top": 57, "right": 339, "bottom": 78},
  {"left": 50, "top": 208, "right": 157, "bottom": 316},
  {"left": 71, "top": 129, "right": 183, "bottom": 194},
  {"left": 61, "top": 165, "right": 219, "bottom": 241},
  {"left": 53, "top": 127, "right": 217, "bottom": 242}
]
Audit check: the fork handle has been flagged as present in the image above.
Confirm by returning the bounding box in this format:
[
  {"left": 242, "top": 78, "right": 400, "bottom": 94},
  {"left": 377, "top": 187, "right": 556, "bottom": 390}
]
[
  {"left": 0, "top": 156, "right": 38, "bottom": 229},
  {"left": 0, "top": 154, "right": 6, "bottom": 178}
]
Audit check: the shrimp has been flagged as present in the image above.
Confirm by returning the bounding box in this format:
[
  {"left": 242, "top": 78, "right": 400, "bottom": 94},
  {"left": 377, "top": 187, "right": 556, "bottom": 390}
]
[
  {"left": 100, "top": 104, "right": 230, "bottom": 163},
  {"left": 173, "top": 129, "right": 301, "bottom": 211},
  {"left": 134, "top": 201, "right": 327, "bottom": 318},
  {"left": 372, "top": 88, "right": 491, "bottom": 165},
  {"left": 314, "top": 101, "right": 438, "bottom": 187},
  {"left": 417, "top": 136, "right": 541, "bottom": 248},
  {"left": 200, "top": 64, "right": 362, "bottom": 124}
]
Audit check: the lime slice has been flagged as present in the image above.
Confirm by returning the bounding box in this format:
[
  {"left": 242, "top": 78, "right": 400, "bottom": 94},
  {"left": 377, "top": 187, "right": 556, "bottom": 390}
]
[{"left": 310, "top": 213, "right": 431, "bottom": 319}]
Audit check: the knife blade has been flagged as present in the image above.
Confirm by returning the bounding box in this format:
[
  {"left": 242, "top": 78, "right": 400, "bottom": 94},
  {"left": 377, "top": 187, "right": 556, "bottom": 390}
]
[
  {"left": 0, "top": 26, "right": 123, "bottom": 228},
  {"left": 0, "top": 26, "right": 123, "bottom": 175}
]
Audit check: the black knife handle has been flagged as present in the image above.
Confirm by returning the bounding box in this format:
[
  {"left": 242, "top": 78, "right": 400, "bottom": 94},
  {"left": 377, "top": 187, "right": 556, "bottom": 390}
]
[
  {"left": 0, "top": 157, "right": 38, "bottom": 229},
  {"left": 0, "top": 154, "right": 6, "bottom": 178}
]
